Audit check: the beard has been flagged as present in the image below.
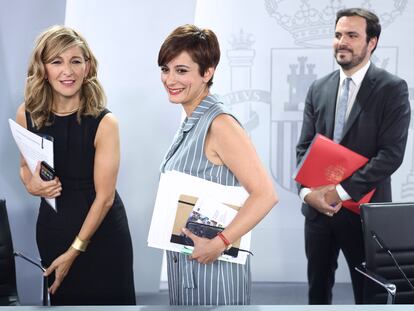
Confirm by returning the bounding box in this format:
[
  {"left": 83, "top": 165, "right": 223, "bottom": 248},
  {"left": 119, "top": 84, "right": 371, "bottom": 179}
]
[{"left": 334, "top": 45, "right": 368, "bottom": 70}]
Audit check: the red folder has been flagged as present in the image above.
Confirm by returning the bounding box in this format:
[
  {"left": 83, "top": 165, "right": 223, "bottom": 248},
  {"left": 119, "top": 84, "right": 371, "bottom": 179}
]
[{"left": 294, "top": 134, "right": 375, "bottom": 214}]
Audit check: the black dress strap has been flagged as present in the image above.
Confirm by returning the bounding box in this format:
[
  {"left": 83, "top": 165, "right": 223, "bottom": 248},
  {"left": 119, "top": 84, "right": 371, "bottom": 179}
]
[{"left": 24, "top": 110, "right": 34, "bottom": 131}]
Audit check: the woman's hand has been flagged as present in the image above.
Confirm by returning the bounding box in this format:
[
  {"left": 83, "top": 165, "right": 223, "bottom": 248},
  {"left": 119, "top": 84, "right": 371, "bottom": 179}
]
[
  {"left": 25, "top": 162, "right": 62, "bottom": 198},
  {"left": 182, "top": 228, "right": 227, "bottom": 264},
  {"left": 44, "top": 247, "right": 80, "bottom": 295}
]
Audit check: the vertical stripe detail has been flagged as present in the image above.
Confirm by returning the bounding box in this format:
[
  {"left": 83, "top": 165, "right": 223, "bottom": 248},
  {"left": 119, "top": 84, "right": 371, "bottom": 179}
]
[{"left": 162, "top": 95, "right": 251, "bottom": 305}]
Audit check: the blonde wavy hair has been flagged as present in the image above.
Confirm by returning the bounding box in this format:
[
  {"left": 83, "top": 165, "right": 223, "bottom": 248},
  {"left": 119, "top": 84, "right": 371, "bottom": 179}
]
[{"left": 25, "top": 25, "right": 106, "bottom": 129}]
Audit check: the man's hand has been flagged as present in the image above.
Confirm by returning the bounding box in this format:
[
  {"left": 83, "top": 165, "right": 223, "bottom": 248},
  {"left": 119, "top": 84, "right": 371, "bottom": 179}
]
[
  {"left": 324, "top": 186, "right": 341, "bottom": 206},
  {"left": 304, "top": 185, "right": 342, "bottom": 217}
]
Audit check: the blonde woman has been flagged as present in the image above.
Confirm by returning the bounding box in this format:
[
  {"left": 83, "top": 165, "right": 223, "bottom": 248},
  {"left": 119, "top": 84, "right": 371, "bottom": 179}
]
[{"left": 16, "top": 25, "right": 135, "bottom": 305}]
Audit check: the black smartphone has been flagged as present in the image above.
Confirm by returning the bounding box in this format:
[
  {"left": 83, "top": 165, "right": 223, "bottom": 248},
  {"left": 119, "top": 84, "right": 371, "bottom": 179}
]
[
  {"left": 185, "top": 221, "right": 224, "bottom": 241},
  {"left": 40, "top": 161, "right": 55, "bottom": 181},
  {"left": 185, "top": 221, "right": 239, "bottom": 257}
]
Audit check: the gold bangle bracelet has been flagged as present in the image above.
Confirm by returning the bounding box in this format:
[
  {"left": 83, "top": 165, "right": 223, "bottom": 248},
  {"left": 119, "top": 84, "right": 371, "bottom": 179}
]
[{"left": 71, "top": 236, "right": 90, "bottom": 252}]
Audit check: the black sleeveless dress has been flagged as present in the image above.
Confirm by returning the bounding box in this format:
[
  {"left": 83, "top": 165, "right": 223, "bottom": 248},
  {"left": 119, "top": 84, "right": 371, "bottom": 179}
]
[{"left": 26, "top": 109, "right": 135, "bottom": 305}]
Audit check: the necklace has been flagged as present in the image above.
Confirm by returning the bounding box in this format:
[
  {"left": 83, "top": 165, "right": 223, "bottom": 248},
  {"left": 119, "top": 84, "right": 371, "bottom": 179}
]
[{"left": 51, "top": 106, "right": 79, "bottom": 116}]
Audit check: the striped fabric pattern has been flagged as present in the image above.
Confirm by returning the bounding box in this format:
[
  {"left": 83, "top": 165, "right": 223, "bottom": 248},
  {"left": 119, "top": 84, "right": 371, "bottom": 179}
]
[{"left": 161, "top": 94, "right": 251, "bottom": 305}]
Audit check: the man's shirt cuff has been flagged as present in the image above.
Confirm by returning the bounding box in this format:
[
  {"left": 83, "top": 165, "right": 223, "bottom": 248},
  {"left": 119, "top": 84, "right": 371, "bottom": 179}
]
[
  {"left": 336, "top": 184, "right": 351, "bottom": 201},
  {"left": 299, "top": 185, "right": 351, "bottom": 203},
  {"left": 299, "top": 187, "right": 312, "bottom": 203}
]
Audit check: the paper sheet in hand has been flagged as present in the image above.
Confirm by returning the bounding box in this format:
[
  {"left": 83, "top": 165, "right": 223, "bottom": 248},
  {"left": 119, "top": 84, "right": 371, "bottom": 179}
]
[
  {"left": 148, "top": 170, "right": 250, "bottom": 265},
  {"left": 9, "top": 119, "right": 56, "bottom": 211}
]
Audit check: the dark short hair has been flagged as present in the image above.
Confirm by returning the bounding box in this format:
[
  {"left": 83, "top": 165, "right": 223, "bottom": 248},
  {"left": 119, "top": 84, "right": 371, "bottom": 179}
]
[
  {"left": 335, "top": 8, "right": 381, "bottom": 53},
  {"left": 158, "top": 24, "right": 220, "bottom": 87}
]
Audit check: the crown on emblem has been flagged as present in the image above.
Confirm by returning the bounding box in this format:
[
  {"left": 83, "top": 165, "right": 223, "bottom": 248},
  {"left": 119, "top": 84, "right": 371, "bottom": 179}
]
[
  {"left": 265, "top": 0, "right": 407, "bottom": 47},
  {"left": 228, "top": 29, "right": 255, "bottom": 50}
]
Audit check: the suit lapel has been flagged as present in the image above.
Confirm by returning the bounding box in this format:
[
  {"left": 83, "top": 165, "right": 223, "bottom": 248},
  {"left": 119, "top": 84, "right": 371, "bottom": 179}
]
[
  {"left": 341, "top": 64, "right": 376, "bottom": 141},
  {"left": 325, "top": 72, "right": 340, "bottom": 138}
]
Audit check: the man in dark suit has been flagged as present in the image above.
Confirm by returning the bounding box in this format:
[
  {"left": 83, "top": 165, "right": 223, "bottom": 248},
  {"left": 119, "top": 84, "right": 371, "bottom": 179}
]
[{"left": 296, "top": 8, "right": 411, "bottom": 304}]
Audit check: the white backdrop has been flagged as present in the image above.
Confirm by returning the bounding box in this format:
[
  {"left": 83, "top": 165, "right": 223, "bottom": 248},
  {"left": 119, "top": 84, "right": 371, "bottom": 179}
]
[
  {"left": 0, "top": 0, "right": 67, "bottom": 304},
  {"left": 194, "top": 0, "right": 414, "bottom": 282}
]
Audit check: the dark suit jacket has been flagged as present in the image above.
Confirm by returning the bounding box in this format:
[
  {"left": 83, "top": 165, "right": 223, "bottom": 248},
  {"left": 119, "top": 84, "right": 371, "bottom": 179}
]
[{"left": 296, "top": 63, "right": 411, "bottom": 219}]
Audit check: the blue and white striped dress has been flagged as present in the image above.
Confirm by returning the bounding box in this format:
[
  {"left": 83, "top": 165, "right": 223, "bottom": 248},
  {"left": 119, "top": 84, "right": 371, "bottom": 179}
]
[{"left": 161, "top": 94, "right": 251, "bottom": 305}]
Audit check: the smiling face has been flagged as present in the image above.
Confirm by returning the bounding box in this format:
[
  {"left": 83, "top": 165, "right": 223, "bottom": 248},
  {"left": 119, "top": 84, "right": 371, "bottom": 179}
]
[
  {"left": 44, "top": 45, "right": 90, "bottom": 103},
  {"left": 160, "top": 51, "right": 214, "bottom": 116},
  {"left": 333, "top": 15, "right": 377, "bottom": 75}
]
